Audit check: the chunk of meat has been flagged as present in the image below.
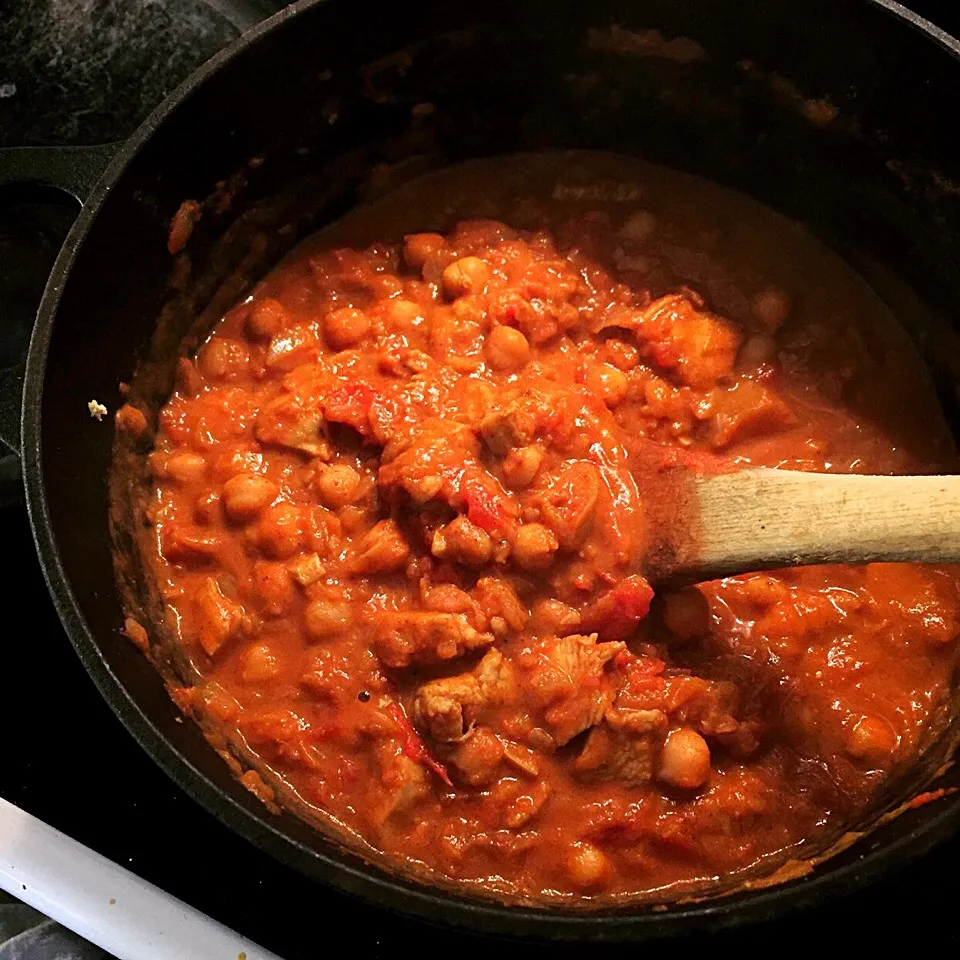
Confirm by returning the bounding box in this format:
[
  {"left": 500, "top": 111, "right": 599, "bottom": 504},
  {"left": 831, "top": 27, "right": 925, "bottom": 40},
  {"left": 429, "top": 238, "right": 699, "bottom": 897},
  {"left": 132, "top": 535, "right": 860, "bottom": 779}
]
[
  {"left": 579, "top": 575, "right": 654, "bottom": 642},
  {"left": 378, "top": 419, "right": 479, "bottom": 506},
  {"left": 663, "top": 675, "right": 742, "bottom": 738},
  {"left": 371, "top": 743, "right": 431, "bottom": 827},
  {"left": 539, "top": 461, "right": 601, "bottom": 550},
  {"left": 525, "top": 634, "right": 625, "bottom": 744},
  {"left": 412, "top": 648, "right": 516, "bottom": 742},
  {"left": 379, "top": 419, "right": 519, "bottom": 538},
  {"left": 371, "top": 611, "right": 494, "bottom": 669},
  {"left": 573, "top": 706, "right": 667, "bottom": 787},
  {"left": 615, "top": 658, "right": 752, "bottom": 753},
  {"left": 162, "top": 526, "right": 222, "bottom": 566},
  {"left": 193, "top": 576, "right": 246, "bottom": 655},
  {"left": 500, "top": 779, "right": 552, "bottom": 829},
  {"left": 475, "top": 645, "right": 517, "bottom": 702},
  {"left": 865, "top": 563, "right": 960, "bottom": 646},
  {"left": 256, "top": 387, "right": 331, "bottom": 457},
  {"left": 473, "top": 577, "right": 529, "bottom": 633},
  {"left": 708, "top": 380, "right": 796, "bottom": 449},
  {"left": 300, "top": 647, "right": 352, "bottom": 703},
  {"left": 478, "top": 390, "right": 552, "bottom": 455},
  {"left": 265, "top": 324, "right": 322, "bottom": 372},
  {"left": 431, "top": 516, "right": 493, "bottom": 567},
  {"left": 413, "top": 674, "right": 484, "bottom": 743},
  {"left": 634, "top": 294, "right": 741, "bottom": 389},
  {"left": 449, "top": 727, "right": 504, "bottom": 786},
  {"left": 346, "top": 519, "right": 410, "bottom": 575}
]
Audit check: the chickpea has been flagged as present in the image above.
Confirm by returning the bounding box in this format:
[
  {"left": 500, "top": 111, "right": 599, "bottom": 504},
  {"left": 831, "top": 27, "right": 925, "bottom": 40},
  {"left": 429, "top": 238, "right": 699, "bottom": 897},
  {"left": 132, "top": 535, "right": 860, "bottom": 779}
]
[
  {"left": 403, "top": 232, "right": 446, "bottom": 270},
  {"left": 566, "top": 842, "right": 611, "bottom": 891},
  {"left": 197, "top": 337, "right": 249, "bottom": 380},
  {"left": 212, "top": 448, "right": 263, "bottom": 483},
  {"left": 847, "top": 715, "right": 898, "bottom": 764},
  {"left": 432, "top": 516, "right": 493, "bottom": 567},
  {"left": 323, "top": 306, "right": 371, "bottom": 350},
  {"left": 658, "top": 728, "right": 711, "bottom": 790},
  {"left": 115, "top": 403, "right": 148, "bottom": 438},
  {"left": 620, "top": 209, "right": 658, "bottom": 242},
  {"left": 255, "top": 502, "right": 304, "bottom": 559},
  {"left": 304, "top": 599, "right": 351, "bottom": 640},
  {"left": 338, "top": 505, "right": 367, "bottom": 536},
  {"left": 442, "top": 256, "right": 491, "bottom": 299},
  {"left": 147, "top": 452, "right": 169, "bottom": 479},
  {"left": 368, "top": 273, "right": 404, "bottom": 300},
  {"left": 486, "top": 325, "right": 531, "bottom": 371},
  {"left": 512, "top": 523, "right": 558, "bottom": 571},
  {"left": 246, "top": 298, "right": 289, "bottom": 341},
  {"left": 603, "top": 338, "right": 639, "bottom": 371},
  {"left": 585, "top": 362, "right": 629, "bottom": 407},
  {"left": 240, "top": 644, "right": 281, "bottom": 683},
  {"left": 253, "top": 561, "right": 295, "bottom": 617},
  {"left": 165, "top": 452, "right": 207, "bottom": 485},
  {"left": 453, "top": 378, "right": 495, "bottom": 425},
  {"left": 752, "top": 287, "right": 792, "bottom": 331},
  {"left": 223, "top": 473, "right": 279, "bottom": 520},
  {"left": 738, "top": 334, "right": 777, "bottom": 370},
  {"left": 315, "top": 463, "right": 361, "bottom": 509},
  {"left": 502, "top": 445, "right": 543, "bottom": 489},
  {"left": 660, "top": 588, "right": 710, "bottom": 641},
  {"left": 380, "top": 298, "right": 422, "bottom": 334}
]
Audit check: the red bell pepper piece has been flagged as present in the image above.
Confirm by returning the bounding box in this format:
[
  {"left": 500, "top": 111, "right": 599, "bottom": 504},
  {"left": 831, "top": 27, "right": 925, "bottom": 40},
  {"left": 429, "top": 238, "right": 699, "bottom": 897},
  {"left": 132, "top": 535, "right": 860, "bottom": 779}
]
[
  {"left": 386, "top": 701, "right": 452, "bottom": 787},
  {"left": 580, "top": 575, "right": 655, "bottom": 641}
]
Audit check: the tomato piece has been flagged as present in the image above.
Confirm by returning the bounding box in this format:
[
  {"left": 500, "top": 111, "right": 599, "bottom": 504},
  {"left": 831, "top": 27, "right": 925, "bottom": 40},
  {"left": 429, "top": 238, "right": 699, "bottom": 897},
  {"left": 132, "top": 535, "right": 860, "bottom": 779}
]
[
  {"left": 460, "top": 470, "right": 516, "bottom": 537},
  {"left": 323, "top": 381, "right": 376, "bottom": 436},
  {"left": 580, "top": 575, "right": 655, "bottom": 641}
]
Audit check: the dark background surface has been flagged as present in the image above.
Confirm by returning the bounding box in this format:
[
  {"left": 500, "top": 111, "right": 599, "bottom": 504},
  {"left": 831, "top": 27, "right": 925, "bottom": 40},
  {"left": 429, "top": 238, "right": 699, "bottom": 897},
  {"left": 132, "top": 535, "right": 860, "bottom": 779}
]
[{"left": 2, "top": 1, "right": 960, "bottom": 956}]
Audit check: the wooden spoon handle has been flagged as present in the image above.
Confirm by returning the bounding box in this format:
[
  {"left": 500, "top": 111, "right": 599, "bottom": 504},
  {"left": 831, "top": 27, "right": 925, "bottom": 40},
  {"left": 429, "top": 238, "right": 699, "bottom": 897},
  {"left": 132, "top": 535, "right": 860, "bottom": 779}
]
[{"left": 660, "top": 469, "right": 960, "bottom": 583}]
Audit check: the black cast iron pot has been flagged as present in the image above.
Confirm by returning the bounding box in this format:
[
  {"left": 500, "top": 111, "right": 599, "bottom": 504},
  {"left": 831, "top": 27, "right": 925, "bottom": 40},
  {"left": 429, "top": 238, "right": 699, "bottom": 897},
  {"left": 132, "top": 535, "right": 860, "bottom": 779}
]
[{"left": 3, "top": 0, "right": 960, "bottom": 940}]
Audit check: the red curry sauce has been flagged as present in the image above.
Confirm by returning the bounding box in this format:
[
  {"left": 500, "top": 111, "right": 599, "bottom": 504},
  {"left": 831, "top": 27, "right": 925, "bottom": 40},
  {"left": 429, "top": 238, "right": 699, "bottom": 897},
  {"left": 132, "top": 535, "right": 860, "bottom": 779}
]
[{"left": 134, "top": 155, "right": 960, "bottom": 901}]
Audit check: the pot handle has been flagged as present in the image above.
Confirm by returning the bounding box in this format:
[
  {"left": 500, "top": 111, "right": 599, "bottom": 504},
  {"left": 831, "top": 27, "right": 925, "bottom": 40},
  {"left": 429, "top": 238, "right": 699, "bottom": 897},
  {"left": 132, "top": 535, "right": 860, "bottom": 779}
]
[
  {"left": 0, "top": 143, "right": 121, "bottom": 462},
  {"left": 0, "top": 143, "right": 120, "bottom": 205}
]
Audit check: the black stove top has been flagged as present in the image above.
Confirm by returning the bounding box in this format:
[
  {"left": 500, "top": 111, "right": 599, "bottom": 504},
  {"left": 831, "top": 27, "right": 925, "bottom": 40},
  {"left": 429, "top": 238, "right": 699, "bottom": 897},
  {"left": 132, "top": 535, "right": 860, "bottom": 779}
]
[{"left": 2, "top": 2, "right": 960, "bottom": 956}]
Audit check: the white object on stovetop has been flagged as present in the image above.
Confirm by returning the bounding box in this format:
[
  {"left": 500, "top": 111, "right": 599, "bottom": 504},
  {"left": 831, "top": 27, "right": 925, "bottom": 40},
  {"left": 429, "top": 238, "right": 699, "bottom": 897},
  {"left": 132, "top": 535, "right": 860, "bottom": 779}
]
[{"left": 0, "top": 795, "right": 283, "bottom": 960}]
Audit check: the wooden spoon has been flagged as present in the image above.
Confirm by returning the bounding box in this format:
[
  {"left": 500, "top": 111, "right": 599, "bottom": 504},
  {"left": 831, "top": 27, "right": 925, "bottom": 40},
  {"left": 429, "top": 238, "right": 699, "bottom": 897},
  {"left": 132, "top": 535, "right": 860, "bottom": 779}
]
[{"left": 645, "top": 468, "right": 960, "bottom": 585}]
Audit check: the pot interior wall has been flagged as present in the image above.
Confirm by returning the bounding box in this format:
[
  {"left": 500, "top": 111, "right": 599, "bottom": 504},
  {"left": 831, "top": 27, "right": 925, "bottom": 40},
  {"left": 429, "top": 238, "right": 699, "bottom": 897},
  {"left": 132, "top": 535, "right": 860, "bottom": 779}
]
[{"left": 33, "top": 0, "right": 960, "bottom": 925}]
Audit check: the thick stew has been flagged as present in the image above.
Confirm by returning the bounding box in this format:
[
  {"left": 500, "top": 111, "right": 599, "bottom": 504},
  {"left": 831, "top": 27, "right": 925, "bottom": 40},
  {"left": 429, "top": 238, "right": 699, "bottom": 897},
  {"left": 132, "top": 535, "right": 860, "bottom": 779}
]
[{"left": 126, "top": 155, "right": 960, "bottom": 902}]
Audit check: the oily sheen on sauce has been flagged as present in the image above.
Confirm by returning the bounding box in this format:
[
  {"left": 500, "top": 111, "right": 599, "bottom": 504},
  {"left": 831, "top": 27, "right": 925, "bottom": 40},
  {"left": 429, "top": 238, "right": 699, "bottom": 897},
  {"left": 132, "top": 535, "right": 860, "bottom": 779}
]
[{"left": 125, "top": 154, "right": 960, "bottom": 903}]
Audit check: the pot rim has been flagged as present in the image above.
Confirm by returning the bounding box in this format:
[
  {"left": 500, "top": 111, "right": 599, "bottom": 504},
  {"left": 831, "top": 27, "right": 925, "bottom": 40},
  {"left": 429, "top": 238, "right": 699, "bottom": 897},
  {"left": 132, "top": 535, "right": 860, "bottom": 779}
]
[{"left": 19, "top": 0, "right": 960, "bottom": 939}]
